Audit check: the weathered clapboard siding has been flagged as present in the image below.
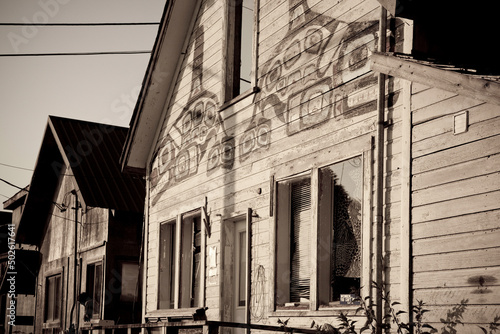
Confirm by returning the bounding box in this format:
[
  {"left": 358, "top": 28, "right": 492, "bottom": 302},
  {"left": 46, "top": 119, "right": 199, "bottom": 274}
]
[
  {"left": 150, "top": 108, "right": 378, "bottom": 215},
  {"left": 411, "top": 83, "right": 500, "bottom": 327},
  {"left": 413, "top": 114, "right": 500, "bottom": 159},
  {"left": 413, "top": 210, "right": 500, "bottom": 240},
  {"left": 150, "top": 79, "right": 393, "bottom": 207},
  {"left": 420, "top": 305, "right": 500, "bottom": 325},
  {"left": 412, "top": 133, "right": 500, "bottom": 175},
  {"left": 414, "top": 266, "right": 500, "bottom": 290},
  {"left": 412, "top": 152, "right": 500, "bottom": 192},
  {"left": 258, "top": 0, "right": 380, "bottom": 65},
  {"left": 413, "top": 229, "right": 500, "bottom": 256},
  {"left": 140, "top": 0, "right": 416, "bottom": 328},
  {"left": 413, "top": 172, "right": 500, "bottom": 207}
]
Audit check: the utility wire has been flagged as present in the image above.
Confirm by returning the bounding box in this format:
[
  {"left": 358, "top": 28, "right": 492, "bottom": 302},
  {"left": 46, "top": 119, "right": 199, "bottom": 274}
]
[
  {"left": 0, "top": 162, "right": 143, "bottom": 180},
  {"left": 0, "top": 22, "right": 159, "bottom": 26},
  {"left": 0, "top": 177, "right": 27, "bottom": 191},
  {"left": 0, "top": 162, "right": 33, "bottom": 171},
  {"left": 0, "top": 50, "right": 151, "bottom": 57}
]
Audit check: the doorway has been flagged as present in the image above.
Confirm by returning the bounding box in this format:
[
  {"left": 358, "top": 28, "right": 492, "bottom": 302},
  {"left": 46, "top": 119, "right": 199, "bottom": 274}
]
[{"left": 222, "top": 214, "right": 250, "bottom": 334}]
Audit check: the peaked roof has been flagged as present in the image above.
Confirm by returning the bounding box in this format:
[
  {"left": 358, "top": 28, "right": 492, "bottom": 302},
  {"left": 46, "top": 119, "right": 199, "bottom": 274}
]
[
  {"left": 16, "top": 116, "right": 145, "bottom": 245},
  {"left": 120, "top": 0, "right": 201, "bottom": 174}
]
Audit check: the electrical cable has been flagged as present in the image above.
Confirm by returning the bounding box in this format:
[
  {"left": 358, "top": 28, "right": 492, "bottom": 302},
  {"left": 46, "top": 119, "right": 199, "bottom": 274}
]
[
  {"left": 0, "top": 22, "right": 158, "bottom": 26},
  {"left": 0, "top": 50, "right": 151, "bottom": 57},
  {"left": 0, "top": 177, "right": 26, "bottom": 191},
  {"left": 0, "top": 161, "right": 143, "bottom": 180},
  {"left": 0, "top": 162, "right": 33, "bottom": 171}
]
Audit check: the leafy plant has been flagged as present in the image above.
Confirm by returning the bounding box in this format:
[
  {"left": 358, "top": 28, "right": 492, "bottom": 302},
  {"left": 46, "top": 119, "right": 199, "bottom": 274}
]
[
  {"left": 277, "top": 318, "right": 289, "bottom": 330},
  {"left": 412, "top": 300, "right": 436, "bottom": 334},
  {"left": 279, "top": 291, "right": 498, "bottom": 334},
  {"left": 337, "top": 312, "right": 358, "bottom": 334},
  {"left": 479, "top": 315, "right": 500, "bottom": 334},
  {"left": 437, "top": 299, "right": 468, "bottom": 334}
]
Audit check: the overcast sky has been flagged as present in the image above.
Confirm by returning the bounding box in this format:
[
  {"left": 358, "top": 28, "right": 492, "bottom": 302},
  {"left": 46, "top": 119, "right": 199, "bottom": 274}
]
[{"left": 0, "top": 0, "right": 166, "bottom": 203}]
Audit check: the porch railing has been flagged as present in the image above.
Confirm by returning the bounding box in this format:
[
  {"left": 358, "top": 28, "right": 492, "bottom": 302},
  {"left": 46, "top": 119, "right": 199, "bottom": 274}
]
[{"left": 80, "top": 320, "right": 320, "bottom": 334}]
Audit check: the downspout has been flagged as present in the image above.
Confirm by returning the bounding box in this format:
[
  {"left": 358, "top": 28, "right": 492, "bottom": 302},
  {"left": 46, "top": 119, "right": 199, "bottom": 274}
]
[
  {"left": 33, "top": 268, "right": 38, "bottom": 334},
  {"left": 374, "top": 6, "right": 387, "bottom": 333},
  {"left": 69, "top": 190, "right": 79, "bottom": 333},
  {"left": 141, "top": 172, "right": 150, "bottom": 332}
]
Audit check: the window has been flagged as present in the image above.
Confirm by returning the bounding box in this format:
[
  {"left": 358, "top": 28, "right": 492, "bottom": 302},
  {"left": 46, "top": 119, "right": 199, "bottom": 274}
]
[
  {"left": 225, "top": 0, "right": 254, "bottom": 101},
  {"left": 158, "top": 209, "right": 206, "bottom": 310},
  {"left": 44, "top": 273, "right": 62, "bottom": 322},
  {"left": 120, "top": 262, "right": 140, "bottom": 302},
  {"left": 236, "top": 228, "right": 247, "bottom": 307},
  {"left": 275, "top": 156, "right": 364, "bottom": 309},
  {"left": 86, "top": 262, "right": 103, "bottom": 319},
  {"left": 159, "top": 221, "right": 176, "bottom": 309}
]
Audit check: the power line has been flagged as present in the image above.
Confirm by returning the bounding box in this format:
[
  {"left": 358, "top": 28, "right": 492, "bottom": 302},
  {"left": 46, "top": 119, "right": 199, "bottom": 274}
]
[
  {"left": 0, "top": 177, "right": 26, "bottom": 191},
  {"left": 0, "top": 162, "right": 143, "bottom": 181},
  {"left": 0, "top": 50, "right": 151, "bottom": 57},
  {"left": 0, "top": 162, "right": 33, "bottom": 171},
  {"left": 0, "top": 22, "right": 159, "bottom": 26}
]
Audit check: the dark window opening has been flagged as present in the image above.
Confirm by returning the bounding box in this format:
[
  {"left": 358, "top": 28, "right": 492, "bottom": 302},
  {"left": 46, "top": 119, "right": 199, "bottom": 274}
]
[
  {"left": 226, "top": 0, "right": 254, "bottom": 100},
  {"left": 86, "top": 262, "right": 103, "bottom": 319},
  {"left": 44, "top": 274, "right": 62, "bottom": 322}
]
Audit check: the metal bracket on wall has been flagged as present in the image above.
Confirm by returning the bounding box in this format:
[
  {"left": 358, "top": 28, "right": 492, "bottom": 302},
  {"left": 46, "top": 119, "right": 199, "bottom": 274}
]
[{"left": 202, "top": 197, "right": 211, "bottom": 237}]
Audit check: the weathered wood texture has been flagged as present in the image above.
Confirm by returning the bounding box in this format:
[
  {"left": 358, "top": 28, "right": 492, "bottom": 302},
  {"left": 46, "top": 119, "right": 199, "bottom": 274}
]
[
  {"left": 145, "top": 0, "right": 409, "bottom": 327},
  {"left": 411, "top": 85, "right": 500, "bottom": 326},
  {"left": 36, "top": 172, "right": 108, "bottom": 333}
]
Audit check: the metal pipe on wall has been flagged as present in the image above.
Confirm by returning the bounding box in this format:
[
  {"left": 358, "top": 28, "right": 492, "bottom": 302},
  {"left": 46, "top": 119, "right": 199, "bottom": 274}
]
[
  {"left": 374, "top": 6, "right": 387, "bottom": 333},
  {"left": 68, "top": 189, "right": 79, "bottom": 333}
]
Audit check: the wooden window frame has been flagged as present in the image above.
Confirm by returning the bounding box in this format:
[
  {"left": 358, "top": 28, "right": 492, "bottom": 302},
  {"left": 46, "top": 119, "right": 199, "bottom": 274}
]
[
  {"left": 43, "top": 272, "right": 63, "bottom": 324},
  {"left": 222, "top": 0, "right": 258, "bottom": 103},
  {"left": 156, "top": 208, "right": 207, "bottom": 314},
  {"left": 271, "top": 152, "right": 372, "bottom": 313},
  {"left": 85, "top": 260, "right": 104, "bottom": 320}
]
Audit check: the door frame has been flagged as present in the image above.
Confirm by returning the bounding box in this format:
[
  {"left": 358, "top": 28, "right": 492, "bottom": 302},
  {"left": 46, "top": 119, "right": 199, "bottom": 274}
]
[{"left": 220, "top": 209, "right": 252, "bottom": 332}]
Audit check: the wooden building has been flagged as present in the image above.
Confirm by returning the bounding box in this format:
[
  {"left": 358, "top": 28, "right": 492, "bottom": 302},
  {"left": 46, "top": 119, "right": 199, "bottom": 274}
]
[
  {"left": 14, "top": 116, "right": 145, "bottom": 334},
  {"left": 120, "top": 0, "right": 500, "bottom": 332},
  {"left": 1, "top": 189, "right": 38, "bottom": 334}
]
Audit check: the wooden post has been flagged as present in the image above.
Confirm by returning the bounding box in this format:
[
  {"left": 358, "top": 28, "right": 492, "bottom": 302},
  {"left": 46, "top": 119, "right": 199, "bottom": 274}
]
[
  {"left": 203, "top": 323, "right": 219, "bottom": 334},
  {"left": 246, "top": 208, "right": 252, "bottom": 334}
]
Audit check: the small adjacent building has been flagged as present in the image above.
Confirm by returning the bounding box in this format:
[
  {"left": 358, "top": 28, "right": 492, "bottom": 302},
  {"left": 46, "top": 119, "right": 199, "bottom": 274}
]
[
  {"left": 13, "top": 116, "right": 145, "bottom": 334},
  {"left": 1, "top": 188, "right": 38, "bottom": 334}
]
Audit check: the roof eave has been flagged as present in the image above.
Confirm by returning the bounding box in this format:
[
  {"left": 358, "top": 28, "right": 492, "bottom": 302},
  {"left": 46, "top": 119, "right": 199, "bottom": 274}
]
[
  {"left": 120, "top": 0, "right": 201, "bottom": 174},
  {"left": 370, "top": 52, "right": 500, "bottom": 106},
  {"left": 3, "top": 186, "right": 29, "bottom": 210}
]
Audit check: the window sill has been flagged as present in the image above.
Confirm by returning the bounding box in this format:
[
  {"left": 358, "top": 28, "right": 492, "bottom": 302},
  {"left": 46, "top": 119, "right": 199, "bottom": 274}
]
[
  {"left": 146, "top": 308, "right": 199, "bottom": 320},
  {"left": 219, "top": 86, "right": 260, "bottom": 112},
  {"left": 270, "top": 305, "right": 362, "bottom": 318}
]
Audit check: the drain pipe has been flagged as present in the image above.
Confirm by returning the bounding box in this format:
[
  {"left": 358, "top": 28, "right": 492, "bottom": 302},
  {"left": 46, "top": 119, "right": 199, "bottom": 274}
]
[{"left": 374, "top": 6, "right": 387, "bottom": 334}]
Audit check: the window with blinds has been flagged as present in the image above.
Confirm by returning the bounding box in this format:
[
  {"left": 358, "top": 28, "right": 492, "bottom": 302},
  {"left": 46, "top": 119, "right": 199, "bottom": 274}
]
[
  {"left": 290, "top": 179, "right": 311, "bottom": 302},
  {"left": 276, "top": 176, "right": 311, "bottom": 306},
  {"left": 275, "top": 155, "right": 363, "bottom": 309}
]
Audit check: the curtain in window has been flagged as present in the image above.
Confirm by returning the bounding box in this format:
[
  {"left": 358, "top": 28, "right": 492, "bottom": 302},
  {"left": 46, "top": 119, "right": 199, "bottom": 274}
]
[{"left": 290, "top": 178, "right": 311, "bottom": 302}]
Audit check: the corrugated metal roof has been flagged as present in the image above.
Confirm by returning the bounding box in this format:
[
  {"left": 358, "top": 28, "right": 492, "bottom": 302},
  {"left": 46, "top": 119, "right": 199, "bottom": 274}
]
[
  {"left": 16, "top": 116, "right": 145, "bottom": 246},
  {"left": 49, "top": 116, "right": 145, "bottom": 212}
]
